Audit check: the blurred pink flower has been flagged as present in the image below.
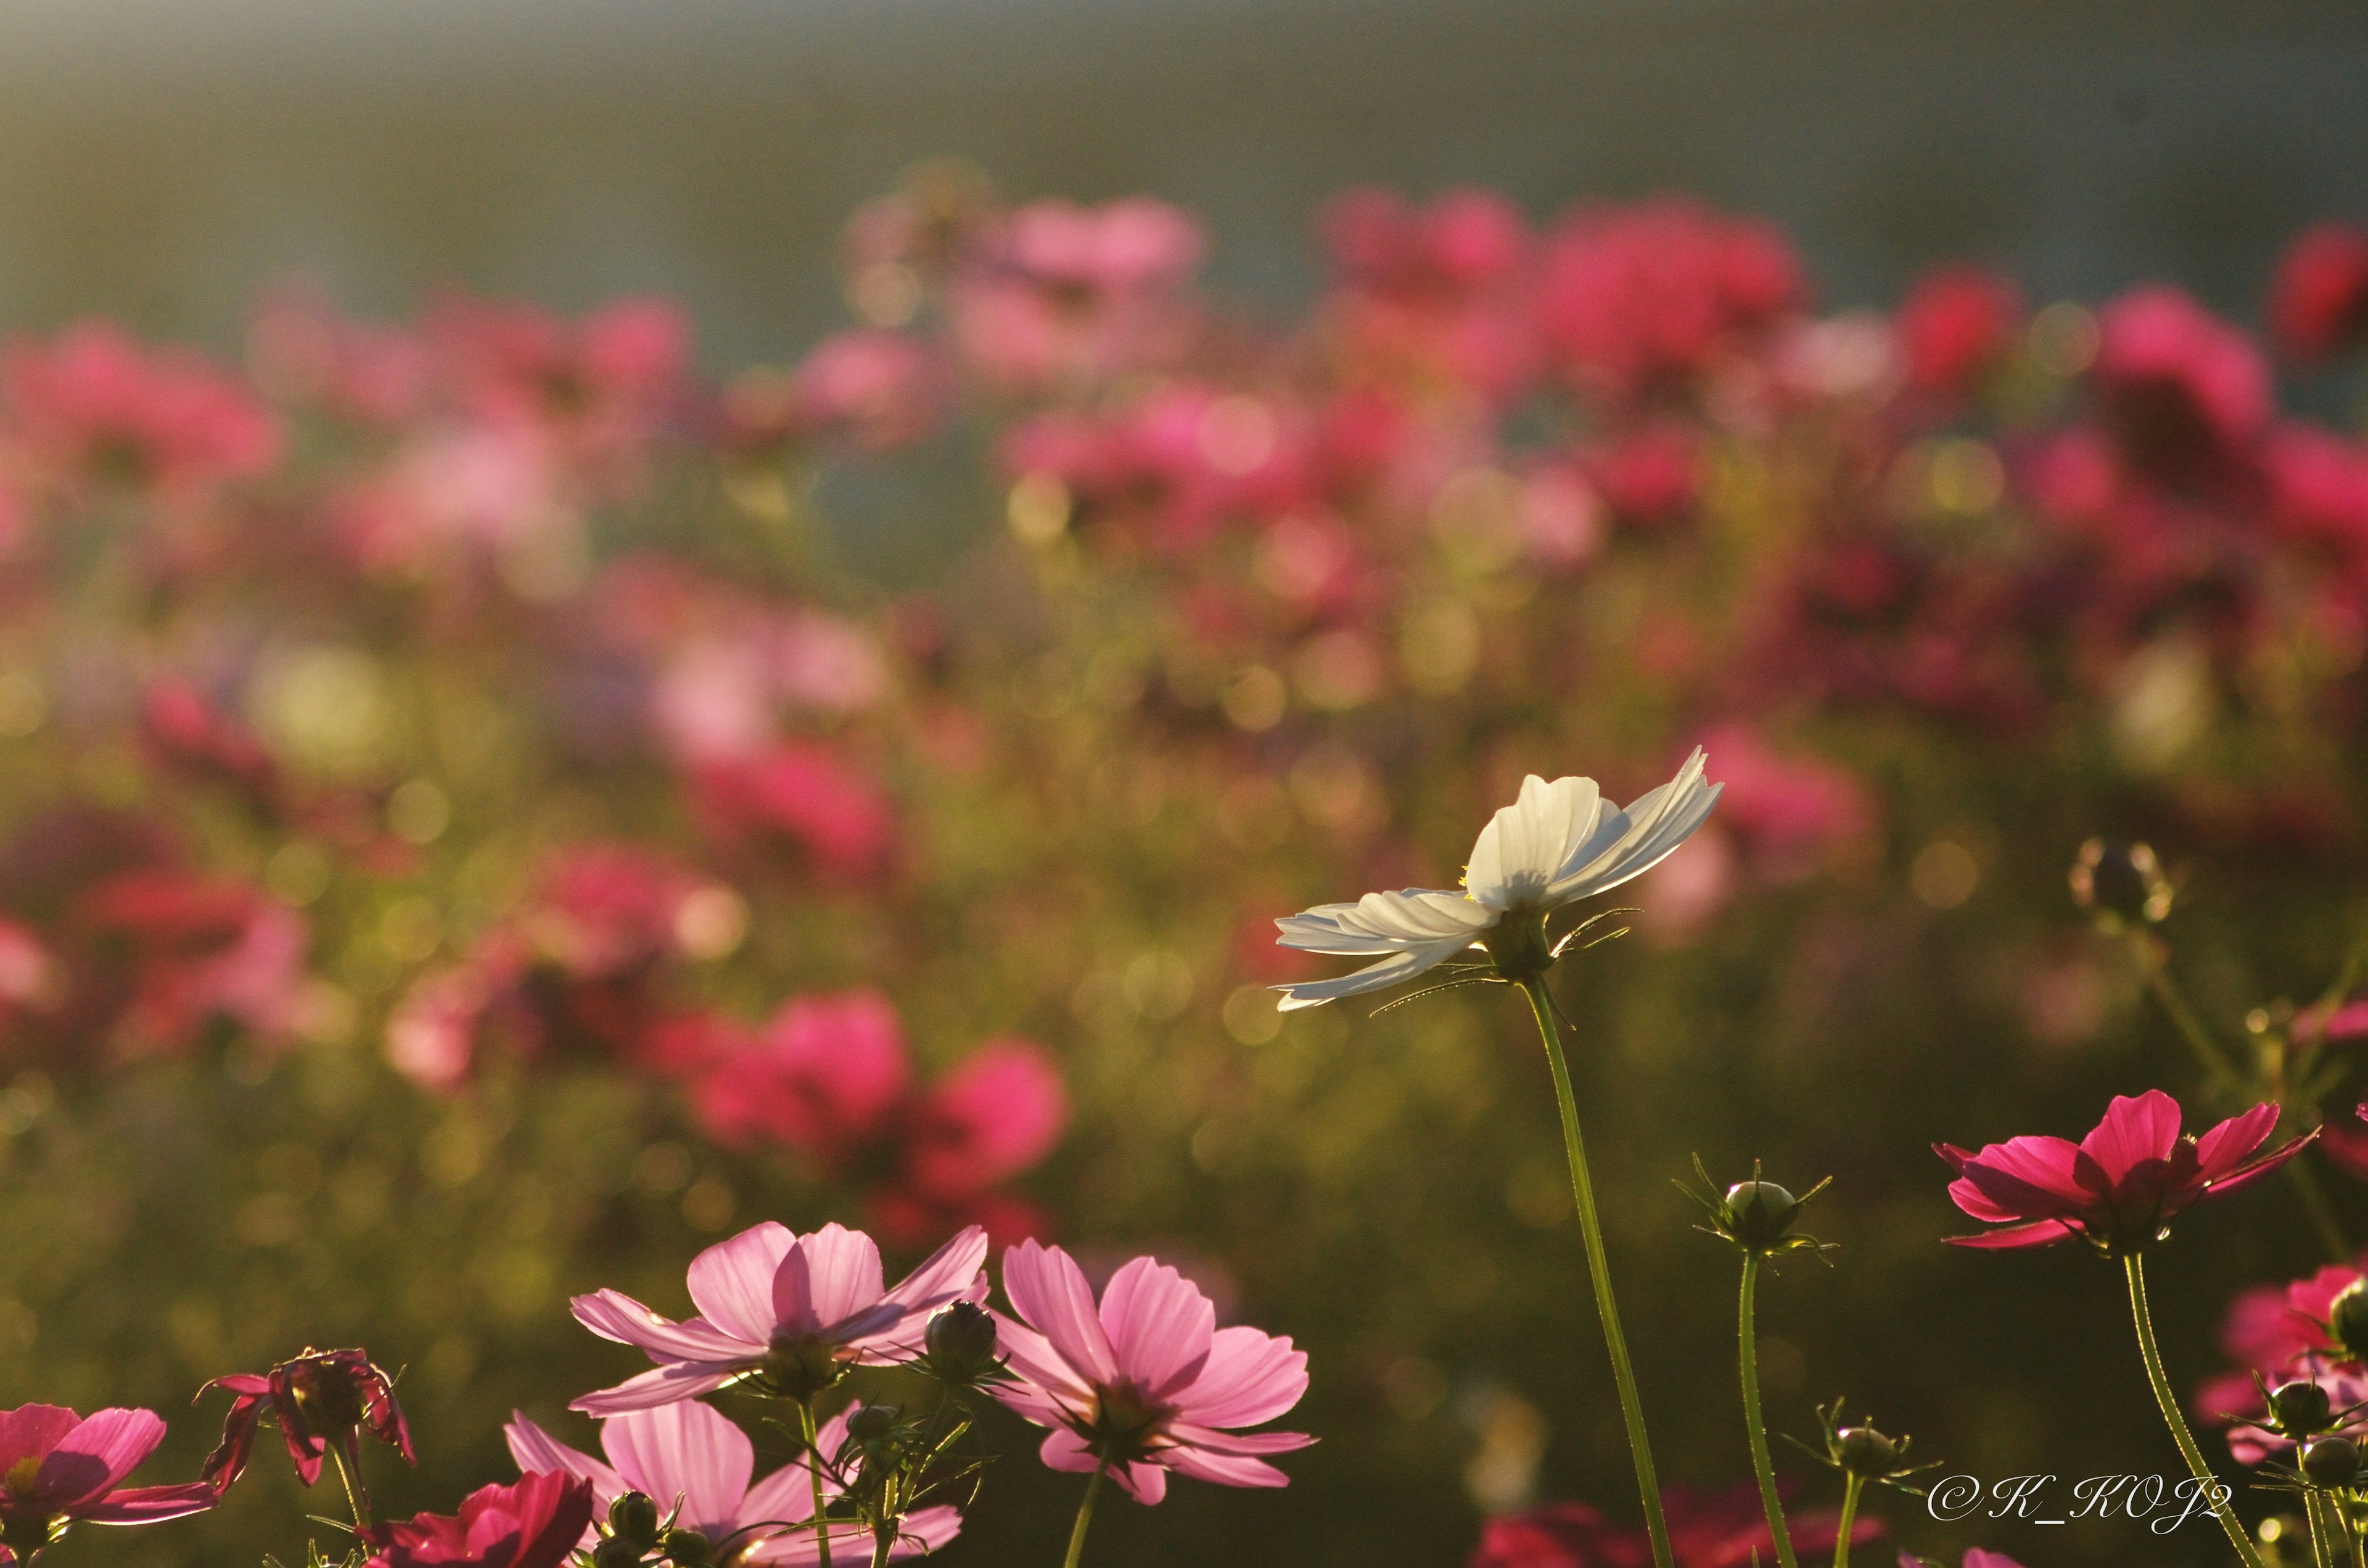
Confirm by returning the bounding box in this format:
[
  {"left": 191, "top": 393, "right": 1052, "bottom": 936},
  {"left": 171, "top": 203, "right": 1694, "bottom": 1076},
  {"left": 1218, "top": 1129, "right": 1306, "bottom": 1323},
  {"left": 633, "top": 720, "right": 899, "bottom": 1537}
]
[
  {"left": 1, "top": 324, "right": 279, "bottom": 499},
  {"left": 1939, "top": 1090, "right": 2312, "bottom": 1252},
  {"left": 1585, "top": 424, "right": 1701, "bottom": 527},
  {"left": 690, "top": 742, "right": 895, "bottom": 879},
  {"left": 990, "top": 1241, "right": 1312, "bottom": 1504},
  {"left": 1318, "top": 187, "right": 1539, "bottom": 401},
  {"left": 360, "top": 1472, "right": 593, "bottom": 1568},
  {"left": 506, "top": 1398, "right": 960, "bottom": 1563},
  {"left": 570, "top": 1221, "right": 987, "bottom": 1414},
  {"left": 0, "top": 1405, "right": 218, "bottom": 1557},
  {"left": 249, "top": 287, "right": 432, "bottom": 427},
  {"left": 1689, "top": 724, "right": 1872, "bottom": 881},
  {"left": 1469, "top": 1482, "right": 1881, "bottom": 1568},
  {"left": 2090, "top": 286, "right": 2271, "bottom": 484},
  {"left": 949, "top": 199, "right": 1205, "bottom": 391},
  {"left": 1538, "top": 198, "right": 1806, "bottom": 403},
  {"left": 427, "top": 295, "right": 687, "bottom": 449},
  {"left": 1894, "top": 266, "right": 2023, "bottom": 400},
  {"left": 691, "top": 990, "right": 1067, "bottom": 1245},
  {"left": 74, "top": 868, "right": 311, "bottom": 1055},
  {"left": 138, "top": 678, "right": 285, "bottom": 818},
  {"left": 2270, "top": 224, "right": 2368, "bottom": 364}
]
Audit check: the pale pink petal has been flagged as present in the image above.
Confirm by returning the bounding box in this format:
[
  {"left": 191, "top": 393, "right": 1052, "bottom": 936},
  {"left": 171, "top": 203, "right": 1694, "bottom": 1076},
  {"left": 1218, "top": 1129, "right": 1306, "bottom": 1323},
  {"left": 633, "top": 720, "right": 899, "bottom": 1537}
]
[
  {"left": 743, "top": 1522, "right": 894, "bottom": 1565},
  {"left": 601, "top": 1402, "right": 752, "bottom": 1539},
  {"left": 773, "top": 1225, "right": 887, "bottom": 1339},
  {"left": 571, "top": 1363, "right": 743, "bottom": 1416},
  {"left": 1001, "top": 1242, "right": 1116, "bottom": 1384},
  {"left": 504, "top": 1415, "right": 623, "bottom": 1497},
  {"left": 74, "top": 1482, "right": 220, "bottom": 1524},
  {"left": 879, "top": 1226, "right": 990, "bottom": 1313},
  {"left": 1036, "top": 1426, "right": 1100, "bottom": 1476},
  {"left": 687, "top": 1223, "right": 798, "bottom": 1345},
  {"left": 985, "top": 1313, "right": 1098, "bottom": 1411},
  {"left": 38, "top": 1409, "right": 165, "bottom": 1506},
  {"left": 1156, "top": 1444, "right": 1290, "bottom": 1488},
  {"left": 1113, "top": 1460, "right": 1167, "bottom": 1505},
  {"left": 2079, "top": 1090, "right": 2185, "bottom": 1183},
  {"left": 1163, "top": 1424, "right": 1315, "bottom": 1456},
  {"left": 1170, "top": 1328, "right": 1308, "bottom": 1429},
  {"left": 1098, "top": 1257, "right": 1214, "bottom": 1398},
  {"left": 740, "top": 1459, "right": 821, "bottom": 1528},
  {"left": 572, "top": 1291, "right": 757, "bottom": 1361}
]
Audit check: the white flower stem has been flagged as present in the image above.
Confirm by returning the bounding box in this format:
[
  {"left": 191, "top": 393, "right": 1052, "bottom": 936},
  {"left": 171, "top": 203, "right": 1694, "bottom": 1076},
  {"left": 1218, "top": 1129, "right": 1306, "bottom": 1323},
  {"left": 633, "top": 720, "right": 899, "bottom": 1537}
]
[{"left": 1519, "top": 978, "right": 1675, "bottom": 1568}]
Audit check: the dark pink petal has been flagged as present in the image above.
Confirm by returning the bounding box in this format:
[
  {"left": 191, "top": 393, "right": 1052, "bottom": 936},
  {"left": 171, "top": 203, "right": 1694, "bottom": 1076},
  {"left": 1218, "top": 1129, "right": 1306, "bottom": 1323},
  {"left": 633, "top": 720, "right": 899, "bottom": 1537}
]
[
  {"left": 38, "top": 1408, "right": 166, "bottom": 1506},
  {"left": 686, "top": 1223, "right": 797, "bottom": 1345},
  {"left": 197, "top": 1381, "right": 273, "bottom": 1491},
  {"left": 1943, "top": 1219, "right": 2078, "bottom": 1249},
  {"left": 2079, "top": 1091, "right": 2185, "bottom": 1184},
  {"left": 2194, "top": 1103, "right": 2282, "bottom": 1182},
  {"left": 773, "top": 1224, "right": 886, "bottom": 1338},
  {"left": 1001, "top": 1241, "right": 1117, "bottom": 1385},
  {"left": 2202, "top": 1126, "right": 2321, "bottom": 1201},
  {"left": 1947, "top": 1174, "right": 2041, "bottom": 1225},
  {"left": 1958, "top": 1160, "right": 2088, "bottom": 1224},
  {"left": 1931, "top": 1143, "right": 1977, "bottom": 1173},
  {"left": 73, "top": 1482, "right": 219, "bottom": 1524},
  {"left": 1171, "top": 1327, "right": 1308, "bottom": 1430},
  {"left": 570, "top": 1363, "right": 742, "bottom": 1417},
  {"left": 1962, "top": 1135, "right": 2089, "bottom": 1205},
  {"left": 0, "top": 1406, "right": 81, "bottom": 1472},
  {"left": 570, "top": 1291, "right": 754, "bottom": 1361},
  {"left": 1098, "top": 1257, "right": 1216, "bottom": 1399},
  {"left": 600, "top": 1402, "right": 752, "bottom": 1540}
]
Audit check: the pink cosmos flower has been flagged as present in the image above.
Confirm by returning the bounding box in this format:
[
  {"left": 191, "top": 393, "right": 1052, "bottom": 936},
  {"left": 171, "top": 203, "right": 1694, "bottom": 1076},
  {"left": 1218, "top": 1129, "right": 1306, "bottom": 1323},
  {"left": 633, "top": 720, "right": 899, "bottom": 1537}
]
[
  {"left": 1894, "top": 266, "right": 2023, "bottom": 401},
  {"left": 689, "top": 744, "right": 895, "bottom": 879},
  {"left": 948, "top": 199, "right": 1205, "bottom": 391},
  {"left": 1467, "top": 1482, "right": 1881, "bottom": 1568},
  {"left": 506, "top": 1397, "right": 960, "bottom": 1563},
  {"left": 2270, "top": 224, "right": 2368, "bottom": 364},
  {"left": 1318, "top": 187, "right": 1540, "bottom": 402},
  {"left": 0, "top": 1405, "right": 218, "bottom": 1561},
  {"left": 989, "top": 1241, "right": 1312, "bottom": 1504},
  {"left": 0, "top": 324, "right": 279, "bottom": 500},
  {"left": 360, "top": 1472, "right": 594, "bottom": 1568},
  {"left": 689, "top": 990, "right": 1067, "bottom": 1244},
  {"left": 1938, "top": 1090, "right": 2314, "bottom": 1254},
  {"left": 570, "top": 1221, "right": 988, "bottom": 1414}
]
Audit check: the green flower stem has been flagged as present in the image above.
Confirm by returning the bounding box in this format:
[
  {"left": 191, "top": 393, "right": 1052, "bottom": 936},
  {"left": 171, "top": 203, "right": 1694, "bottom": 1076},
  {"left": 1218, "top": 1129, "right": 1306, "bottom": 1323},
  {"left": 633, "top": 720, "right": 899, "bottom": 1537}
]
[
  {"left": 2349, "top": 1496, "right": 2366, "bottom": 1568},
  {"left": 800, "top": 1401, "right": 834, "bottom": 1568},
  {"left": 2124, "top": 1254, "right": 2265, "bottom": 1568},
  {"left": 1061, "top": 1460, "right": 1108, "bottom": 1568},
  {"left": 2311, "top": 1493, "right": 2342, "bottom": 1568},
  {"left": 329, "top": 1439, "right": 373, "bottom": 1531},
  {"left": 1519, "top": 979, "right": 1676, "bottom": 1568},
  {"left": 1832, "top": 1474, "right": 1863, "bottom": 1568},
  {"left": 1737, "top": 1253, "right": 1800, "bottom": 1568},
  {"left": 870, "top": 1522, "right": 897, "bottom": 1568}
]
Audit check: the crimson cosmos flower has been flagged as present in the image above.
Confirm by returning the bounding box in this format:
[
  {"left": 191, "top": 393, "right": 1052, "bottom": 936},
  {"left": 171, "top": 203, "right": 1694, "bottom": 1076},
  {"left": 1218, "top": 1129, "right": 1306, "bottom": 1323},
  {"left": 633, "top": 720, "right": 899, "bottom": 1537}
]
[
  {"left": 0, "top": 1405, "right": 218, "bottom": 1564},
  {"left": 200, "top": 1347, "right": 414, "bottom": 1492},
  {"left": 1938, "top": 1091, "right": 2314, "bottom": 1255},
  {"left": 360, "top": 1472, "right": 595, "bottom": 1568}
]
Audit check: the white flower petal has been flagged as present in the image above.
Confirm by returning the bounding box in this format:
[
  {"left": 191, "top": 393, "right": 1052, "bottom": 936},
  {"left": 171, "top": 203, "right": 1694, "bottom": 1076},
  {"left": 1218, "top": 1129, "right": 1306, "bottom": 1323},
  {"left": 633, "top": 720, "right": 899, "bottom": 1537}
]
[
  {"left": 1545, "top": 747, "right": 1722, "bottom": 903},
  {"left": 1465, "top": 776, "right": 1607, "bottom": 911},
  {"left": 1270, "top": 938, "right": 1474, "bottom": 1011},
  {"left": 1274, "top": 889, "right": 1492, "bottom": 954}
]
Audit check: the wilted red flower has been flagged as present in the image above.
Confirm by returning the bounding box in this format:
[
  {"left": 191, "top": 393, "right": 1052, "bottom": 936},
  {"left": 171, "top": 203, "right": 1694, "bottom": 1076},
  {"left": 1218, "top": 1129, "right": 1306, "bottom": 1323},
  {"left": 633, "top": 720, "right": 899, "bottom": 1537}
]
[
  {"left": 359, "top": 1472, "right": 594, "bottom": 1568},
  {"left": 1939, "top": 1090, "right": 2313, "bottom": 1254},
  {"left": 0, "top": 1405, "right": 218, "bottom": 1562},
  {"left": 2270, "top": 224, "right": 2368, "bottom": 364},
  {"left": 1469, "top": 1482, "right": 1880, "bottom": 1568},
  {"left": 1896, "top": 266, "right": 2023, "bottom": 400},
  {"left": 0, "top": 324, "right": 278, "bottom": 501},
  {"left": 200, "top": 1348, "right": 413, "bottom": 1493}
]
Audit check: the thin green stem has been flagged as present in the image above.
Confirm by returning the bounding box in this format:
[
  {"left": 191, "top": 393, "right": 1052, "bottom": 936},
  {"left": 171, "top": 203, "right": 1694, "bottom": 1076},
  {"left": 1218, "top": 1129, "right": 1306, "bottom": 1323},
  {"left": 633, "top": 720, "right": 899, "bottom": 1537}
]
[
  {"left": 2126, "top": 930, "right": 2243, "bottom": 1096},
  {"left": 2125, "top": 1254, "right": 2265, "bottom": 1568},
  {"left": 2289, "top": 1156, "right": 2352, "bottom": 1262},
  {"left": 2311, "top": 1493, "right": 2342, "bottom": 1568},
  {"left": 800, "top": 1402, "right": 834, "bottom": 1568},
  {"left": 2349, "top": 1494, "right": 2366, "bottom": 1568},
  {"left": 870, "top": 1522, "right": 897, "bottom": 1568},
  {"left": 1737, "top": 1254, "right": 1800, "bottom": 1568},
  {"left": 1519, "top": 979, "right": 1675, "bottom": 1568},
  {"left": 328, "top": 1437, "right": 372, "bottom": 1532},
  {"left": 1061, "top": 1461, "right": 1108, "bottom": 1568},
  {"left": 1832, "top": 1474, "right": 1862, "bottom": 1568}
]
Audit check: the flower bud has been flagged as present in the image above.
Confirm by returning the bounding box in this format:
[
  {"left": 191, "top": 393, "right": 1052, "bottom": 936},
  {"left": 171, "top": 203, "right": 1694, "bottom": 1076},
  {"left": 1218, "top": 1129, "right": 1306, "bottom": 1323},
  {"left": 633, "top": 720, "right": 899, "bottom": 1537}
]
[
  {"left": 607, "top": 1492, "right": 660, "bottom": 1548},
  {"left": 1834, "top": 1425, "right": 1903, "bottom": 1479},
  {"left": 924, "top": 1301, "right": 999, "bottom": 1381},
  {"left": 847, "top": 1403, "right": 900, "bottom": 1443},
  {"left": 2331, "top": 1281, "right": 2368, "bottom": 1359},
  {"left": 2274, "top": 1381, "right": 2337, "bottom": 1435},
  {"left": 2069, "top": 839, "right": 2171, "bottom": 927},
  {"left": 2304, "top": 1435, "right": 2361, "bottom": 1489},
  {"left": 1723, "top": 1180, "right": 1803, "bottom": 1251},
  {"left": 661, "top": 1528, "right": 712, "bottom": 1567},
  {"left": 593, "top": 1538, "right": 646, "bottom": 1568}
]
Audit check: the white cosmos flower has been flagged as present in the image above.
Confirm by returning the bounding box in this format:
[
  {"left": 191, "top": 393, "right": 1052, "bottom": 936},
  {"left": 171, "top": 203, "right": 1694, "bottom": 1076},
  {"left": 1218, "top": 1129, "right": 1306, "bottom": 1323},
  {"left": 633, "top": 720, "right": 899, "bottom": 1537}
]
[{"left": 1272, "top": 749, "right": 1722, "bottom": 1011}]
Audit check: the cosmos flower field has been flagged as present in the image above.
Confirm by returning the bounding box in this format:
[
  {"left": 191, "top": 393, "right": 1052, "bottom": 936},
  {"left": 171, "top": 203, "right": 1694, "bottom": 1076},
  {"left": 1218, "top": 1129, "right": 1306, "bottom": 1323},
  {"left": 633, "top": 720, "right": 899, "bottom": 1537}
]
[{"left": 2, "top": 172, "right": 2368, "bottom": 1567}]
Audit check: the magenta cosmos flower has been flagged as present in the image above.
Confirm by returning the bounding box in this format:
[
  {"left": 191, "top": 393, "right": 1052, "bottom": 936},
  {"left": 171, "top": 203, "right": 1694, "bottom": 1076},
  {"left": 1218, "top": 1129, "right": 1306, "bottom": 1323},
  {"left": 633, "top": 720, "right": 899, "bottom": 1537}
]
[
  {"left": 508, "top": 1398, "right": 960, "bottom": 1563},
  {"left": 1939, "top": 1091, "right": 2314, "bottom": 1255},
  {"left": 572, "top": 1221, "right": 987, "bottom": 1413},
  {"left": 990, "top": 1241, "right": 1312, "bottom": 1504},
  {"left": 0, "top": 1405, "right": 218, "bottom": 1563},
  {"left": 360, "top": 1472, "right": 594, "bottom": 1568}
]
